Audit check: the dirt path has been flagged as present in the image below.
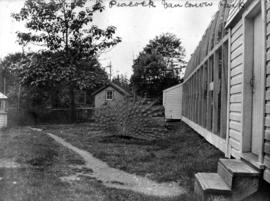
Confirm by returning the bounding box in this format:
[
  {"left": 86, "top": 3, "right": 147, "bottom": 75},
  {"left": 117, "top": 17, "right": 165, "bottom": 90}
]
[{"left": 31, "top": 128, "right": 185, "bottom": 197}]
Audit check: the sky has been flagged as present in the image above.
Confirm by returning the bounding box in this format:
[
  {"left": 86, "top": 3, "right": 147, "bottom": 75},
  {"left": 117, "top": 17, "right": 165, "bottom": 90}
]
[{"left": 0, "top": 0, "right": 220, "bottom": 78}]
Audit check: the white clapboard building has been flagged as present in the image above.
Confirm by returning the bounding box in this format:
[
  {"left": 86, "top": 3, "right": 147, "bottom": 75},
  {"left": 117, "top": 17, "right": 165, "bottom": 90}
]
[{"left": 163, "top": 83, "right": 182, "bottom": 120}]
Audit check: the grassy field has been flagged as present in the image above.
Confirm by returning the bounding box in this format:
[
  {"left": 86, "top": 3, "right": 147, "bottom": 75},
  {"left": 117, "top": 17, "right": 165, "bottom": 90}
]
[
  {"left": 43, "top": 121, "right": 224, "bottom": 199},
  {"left": 0, "top": 121, "right": 224, "bottom": 200},
  {"left": 0, "top": 127, "right": 180, "bottom": 201},
  {"left": 1, "top": 124, "right": 222, "bottom": 201}
]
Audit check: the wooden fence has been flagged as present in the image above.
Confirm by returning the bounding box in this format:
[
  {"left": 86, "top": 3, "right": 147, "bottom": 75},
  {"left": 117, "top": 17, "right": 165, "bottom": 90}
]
[
  {"left": 182, "top": 4, "right": 230, "bottom": 139},
  {"left": 8, "top": 107, "right": 95, "bottom": 126}
]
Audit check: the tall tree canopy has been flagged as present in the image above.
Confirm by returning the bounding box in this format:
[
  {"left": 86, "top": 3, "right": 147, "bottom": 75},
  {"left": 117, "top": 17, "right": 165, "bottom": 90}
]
[
  {"left": 131, "top": 33, "right": 186, "bottom": 101},
  {"left": 12, "top": 0, "right": 121, "bottom": 56},
  {"left": 144, "top": 33, "right": 186, "bottom": 71},
  {"left": 12, "top": 0, "right": 121, "bottom": 120},
  {"left": 112, "top": 74, "right": 130, "bottom": 93},
  {"left": 0, "top": 53, "right": 24, "bottom": 94}
]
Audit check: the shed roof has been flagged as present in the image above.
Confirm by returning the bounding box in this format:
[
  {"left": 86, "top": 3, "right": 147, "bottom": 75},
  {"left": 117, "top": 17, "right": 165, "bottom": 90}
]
[
  {"left": 92, "top": 82, "right": 132, "bottom": 97},
  {"left": 163, "top": 83, "right": 183, "bottom": 93},
  {"left": 0, "top": 92, "right": 7, "bottom": 99}
]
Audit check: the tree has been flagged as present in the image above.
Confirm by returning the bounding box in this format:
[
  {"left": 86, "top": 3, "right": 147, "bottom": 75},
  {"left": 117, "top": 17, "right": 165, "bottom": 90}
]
[
  {"left": 0, "top": 52, "right": 54, "bottom": 113},
  {"left": 112, "top": 74, "right": 130, "bottom": 92},
  {"left": 12, "top": 0, "right": 121, "bottom": 120},
  {"left": 0, "top": 53, "right": 25, "bottom": 107},
  {"left": 130, "top": 33, "right": 186, "bottom": 101},
  {"left": 144, "top": 33, "right": 186, "bottom": 75},
  {"left": 17, "top": 52, "right": 108, "bottom": 107}
]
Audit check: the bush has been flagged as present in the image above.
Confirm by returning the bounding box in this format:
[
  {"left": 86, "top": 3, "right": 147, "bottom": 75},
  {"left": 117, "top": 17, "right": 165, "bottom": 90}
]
[{"left": 94, "top": 99, "right": 168, "bottom": 140}]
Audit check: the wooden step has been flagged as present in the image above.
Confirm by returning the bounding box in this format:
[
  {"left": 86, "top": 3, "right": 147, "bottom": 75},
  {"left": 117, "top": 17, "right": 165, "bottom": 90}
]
[
  {"left": 194, "top": 173, "right": 232, "bottom": 201},
  {"left": 218, "top": 159, "right": 260, "bottom": 200}
]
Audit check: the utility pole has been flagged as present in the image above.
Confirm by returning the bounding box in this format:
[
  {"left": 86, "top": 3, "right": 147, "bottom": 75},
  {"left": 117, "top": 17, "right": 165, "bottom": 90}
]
[
  {"left": 109, "top": 61, "right": 112, "bottom": 81},
  {"left": 104, "top": 61, "right": 112, "bottom": 81},
  {"left": 3, "top": 77, "right": 6, "bottom": 95}
]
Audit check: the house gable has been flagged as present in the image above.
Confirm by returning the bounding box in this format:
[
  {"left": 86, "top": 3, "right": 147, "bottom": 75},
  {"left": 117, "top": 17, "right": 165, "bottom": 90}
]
[{"left": 94, "top": 86, "right": 128, "bottom": 108}]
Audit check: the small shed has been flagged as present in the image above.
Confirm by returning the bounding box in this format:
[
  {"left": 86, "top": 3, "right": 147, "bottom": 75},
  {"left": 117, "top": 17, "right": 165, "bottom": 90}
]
[
  {"left": 92, "top": 82, "right": 132, "bottom": 108},
  {"left": 0, "top": 92, "right": 7, "bottom": 128},
  {"left": 163, "top": 84, "right": 183, "bottom": 120}
]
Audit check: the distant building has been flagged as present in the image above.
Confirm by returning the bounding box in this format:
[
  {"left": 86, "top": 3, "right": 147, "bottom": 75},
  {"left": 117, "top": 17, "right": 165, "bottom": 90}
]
[
  {"left": 92, "top": 82, "right": 132, "bottom": 108},
  {"left": 163, "top": 83, "right": 182, "bottom": 120},
  {"left": 0, "top": 92, "right": 7, "bottom": 128}
]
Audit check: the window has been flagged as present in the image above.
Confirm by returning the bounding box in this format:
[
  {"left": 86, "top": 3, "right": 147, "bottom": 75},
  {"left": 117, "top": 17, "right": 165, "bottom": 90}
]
[{"left": 106, "top": 91, "right": 113, "bottom": 100}]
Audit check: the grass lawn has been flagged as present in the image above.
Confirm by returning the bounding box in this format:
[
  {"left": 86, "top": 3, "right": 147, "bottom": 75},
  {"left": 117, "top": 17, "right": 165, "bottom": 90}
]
[
  {"left": 0, "top": 127, "right": 184, "bottom": 201},
  {"left": 42, "top": 121, "right": 224, "bottom": 200}
]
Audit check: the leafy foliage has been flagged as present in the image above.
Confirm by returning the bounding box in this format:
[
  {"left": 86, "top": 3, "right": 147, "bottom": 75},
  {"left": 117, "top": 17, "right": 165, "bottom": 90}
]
[
  {"left": 12, "top": 0, "right": 121, "bottom": 56},
  {"left": 131, "top": 33, "right": 186, "bottom": 101},
  {"left": 0, "top": 53, "right": 25, "bottom": 105},
  {"left": 11, "top": 0, "right": 121, "bottom": 120},
  {"left": 94, "top": 99, "right": 167, "bottom": 140},
  {"left": 112, "top": 74, "right": 130, "bottom": 94},
  {"left": 144, "top": 33, "right": 186, "bottom": 70},
  {"left": 17, "top": 52, "right": 108, "bottom": 91}
]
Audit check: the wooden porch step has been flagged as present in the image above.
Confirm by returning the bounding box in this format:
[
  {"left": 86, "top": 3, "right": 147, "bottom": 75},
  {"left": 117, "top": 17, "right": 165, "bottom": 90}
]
[
  {"left": 218, "top": 159, "right": 260, "bottom": 200},
  {"left": 218, "top": 159, "right": 260, "bottom": 187},
  {"left": 194, "top": 173, "right": 232, "bottom": 201}
]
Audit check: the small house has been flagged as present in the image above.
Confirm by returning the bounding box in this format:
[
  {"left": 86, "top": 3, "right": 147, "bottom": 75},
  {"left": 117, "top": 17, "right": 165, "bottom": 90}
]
[
  {"left": 163, "top": 83, "right": 183, "bottom": 120},
  {"left": 0, "top": 92, "right": 7, "bottom": 128},
  {"left": 92, "top": 82, "right": 132, "bottom": 108}
]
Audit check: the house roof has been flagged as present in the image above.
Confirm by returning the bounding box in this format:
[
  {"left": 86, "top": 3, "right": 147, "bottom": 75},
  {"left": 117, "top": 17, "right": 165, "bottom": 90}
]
[
  {"left": 92, "top": 82, "right": 132, "bottom": 97},
  {"left": 0, "top": 92, "right": 7, "bottom": 99}
]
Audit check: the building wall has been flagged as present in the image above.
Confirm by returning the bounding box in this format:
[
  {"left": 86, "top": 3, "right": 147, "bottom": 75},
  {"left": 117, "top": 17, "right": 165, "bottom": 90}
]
[
  {"left": 163, "top": 84, "right": 182, "bottom": 120},
  {"left": 227, "top": 0, "right": 270, "bottom": 183},
  {"left": 264, "top": 0, "right": 270, "bottom": 183},
  {"left": 227, "top": 19, "right": 244, "bottom": 159},
  {"left": 94, "top": 86, "right": 125, "bottom": 108},
  {"left": 0, "top": 113, "right": 7, "bottom": 128}
]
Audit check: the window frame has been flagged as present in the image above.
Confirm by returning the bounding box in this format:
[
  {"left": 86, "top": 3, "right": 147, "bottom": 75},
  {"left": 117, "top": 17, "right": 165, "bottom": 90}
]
[{"left": 106, "top": 90, "right": 113, "bottom": 100}]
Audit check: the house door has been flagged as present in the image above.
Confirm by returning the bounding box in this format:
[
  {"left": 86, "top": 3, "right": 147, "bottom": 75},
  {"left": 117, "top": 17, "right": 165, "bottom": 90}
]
[{"left": 251, "top": 11, "right": 263, "bottom": 155}]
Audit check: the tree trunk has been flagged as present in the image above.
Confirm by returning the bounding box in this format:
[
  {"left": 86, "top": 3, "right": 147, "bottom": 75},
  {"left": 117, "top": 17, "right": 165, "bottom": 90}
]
[{"left": 69, "top": 86, "right": 76, "bottom": 122}]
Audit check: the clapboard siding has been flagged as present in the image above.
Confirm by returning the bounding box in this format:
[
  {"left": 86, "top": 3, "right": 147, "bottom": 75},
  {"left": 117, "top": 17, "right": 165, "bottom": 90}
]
[
  {"left": 231, "top": 45, "right": 243, "bottom": 59},
  {"left": 229, "top": 111, "right": 241, "bottom": 121},
  {"left": 231, "top": 54, "right": 243, "bottom": 68},
  {"left": 231, "top": 39, "right": 242, "bottom": 53},
  {"left": 264, "top": 1, "right": 270, "bottom": 183},
  {"left": 231, "top": 146, "right": 241, "bottom": 158},
  {"left": 231, "top": 75, "right": 242, "bottom": 86},
  {"left": 228, "top": 19, "right": 244, "bottom": 159},
  {"left": 230, "top": 84, "right": 242, "bottom": 94},
  {"left": 229, "top": 137, "right": 241, "bottom": 150},
  {"left": 230, "top": 94, "right": 242, "bottom": 103},
  {"left": 231, "top": 65, "right": 243, "bottom": 77},
  {"left": 163, "top": 84, "right": 182, "bottom": 120},
  {"left": 0, "top": 114, "right": 7, "bottom": 128},
  {"left": 229, "top": 128, "right": 241, "bottom": 141},
  {"left": 231, "top": 30, "right": 243, "bottom": 45},
  {"left": 230, "top": 103, "right": 242, "bottom": 112},
  {"left": 229, "top": 120, "right": 241, "bottom": 132}
]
